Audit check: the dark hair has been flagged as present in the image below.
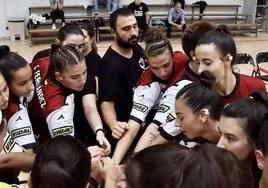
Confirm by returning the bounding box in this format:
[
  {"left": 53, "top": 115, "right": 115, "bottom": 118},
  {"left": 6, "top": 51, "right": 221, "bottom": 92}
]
[
  {"left": 182, "top": 21, "right": 215, "bottom": 60},
  {"left": 176, "top": 143, "right": 251, "bottom": 188},
  {"left": 57, "top": 23, "right": 84, "bottom": 42},
  {"left": 222, "top": 90, "right": 268, "bottom": 143},
  {"left": 48, "top": 44, "right": 84, "bottom": 76},
  {"left": 79, "top": 19, "right": 98, "bottom": 52},
  {"left": 197, "top": 30, "right": 237, "bottom": 65},
  {"left": 31, "top": 136, "right": 91, "bottom": 188},
  {"left": 0, "top": 51, "right": 29, "bottom": 85},
  {"left": 125, "top": 143, "right": 190, "bottom": 188},
  {"left": 144, "top": 28, "right": 173, "bottom": 58},
  {"left": 109, "top": 8, "right": 134, "bottom": 30},
  {"left": 215, "top": 24, "right": 231, "bottom": 35},
  {"left": 0, "top": 45, "right": 10, "bottom": 58},
  {"left": 257, "top": 116, "right": 268, "bottom": 156},
  {"left": 176, "top": 82, "right": 224, "bottom": 120},
  {"left": 126, "top": 143, "right": 249, "bottom": 188}
]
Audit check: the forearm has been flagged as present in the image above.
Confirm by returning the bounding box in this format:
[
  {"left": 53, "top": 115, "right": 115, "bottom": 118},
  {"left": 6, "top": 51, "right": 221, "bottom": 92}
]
[
  {"left": 0, "top": 152, "right": 35, "bottom": 172},
  {"left": 112, "top": 120, "right": 140, "bottom": 164},
  {"left": 150, "top": 134, "right": 168, "bottom": 146},
  {"left": 84, "top": 106, "right": 103, "bottom": 132},
  {"left": 101, "top": 102, "right": 117, "bottom": 130},
  {"left": 134, "top": 123, "right": 159, "bottom": 153},
  {"left": 104, "top": 177, "right": 117, "bottom": 188}
]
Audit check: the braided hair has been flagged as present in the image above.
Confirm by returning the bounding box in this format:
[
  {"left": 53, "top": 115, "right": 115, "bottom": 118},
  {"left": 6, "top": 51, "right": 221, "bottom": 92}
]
[
  {"left": 144, "top": 28, "right": 173, "bottom": 58},
  {"left": 48, "top": 44, "right": 84, "bottom": 77}
]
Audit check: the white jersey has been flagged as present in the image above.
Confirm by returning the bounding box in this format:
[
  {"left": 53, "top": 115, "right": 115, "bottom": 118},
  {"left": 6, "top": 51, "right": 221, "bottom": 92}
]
[
  {"left": 46, "top": 94, "right": 75, "bottom": 137},
  {"left": 130, "top": 82, "right": 162, "bottom": 125},
  {"left": 155, "top": 80, "right": 192, "bottom": 138},
  {"left": 6, "top": 96, "right": 36, "bottom": 149}
]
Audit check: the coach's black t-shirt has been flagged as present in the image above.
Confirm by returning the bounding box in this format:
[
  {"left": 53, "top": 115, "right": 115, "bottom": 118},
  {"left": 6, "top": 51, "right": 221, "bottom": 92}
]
[
  {"left": 128, "top": 2, "right": 149, "bottom": 30},
  {"left": 85, "top": 50, "right": 102, "bottom": 77},
  {"left": 99, "top": 45, "right": 146, "bottom": 122}
]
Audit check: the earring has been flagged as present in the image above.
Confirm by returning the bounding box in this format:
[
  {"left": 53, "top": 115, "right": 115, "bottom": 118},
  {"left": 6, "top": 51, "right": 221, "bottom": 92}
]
[{"left": 227, "top": 55, "right": 233, "bottom": 61}]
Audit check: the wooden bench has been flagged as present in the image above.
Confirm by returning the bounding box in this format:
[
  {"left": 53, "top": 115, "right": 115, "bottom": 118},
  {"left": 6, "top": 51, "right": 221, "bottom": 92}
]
[{"left": 28, "top": 5, "right": 92, "bottom": 44}]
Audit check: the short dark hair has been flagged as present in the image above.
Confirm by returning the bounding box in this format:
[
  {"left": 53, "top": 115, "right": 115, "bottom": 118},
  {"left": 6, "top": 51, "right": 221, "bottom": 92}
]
[
  {"left": 31, "top": 136, "right": 91, "bottom": 188},
  {"left": 197, "top": 30, "right": 237, "bottom": 65},
  {"left": 109, "top": 8, "right": 134, "bottom": 30},
  {"left": 176, "top": 82, "right": 224, "bottom": 120}
]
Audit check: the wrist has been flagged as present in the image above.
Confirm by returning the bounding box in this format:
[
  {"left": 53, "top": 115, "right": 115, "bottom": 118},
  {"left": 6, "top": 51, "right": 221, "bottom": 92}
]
[{"left": 95, "top": 128, "right": 106, "bottom": 135}]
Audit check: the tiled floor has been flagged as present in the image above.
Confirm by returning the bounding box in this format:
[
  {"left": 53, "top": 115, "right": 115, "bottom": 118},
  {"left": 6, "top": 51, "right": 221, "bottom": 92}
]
[{"left": 1, "top": 32, "right": 268, "bottom": 63}]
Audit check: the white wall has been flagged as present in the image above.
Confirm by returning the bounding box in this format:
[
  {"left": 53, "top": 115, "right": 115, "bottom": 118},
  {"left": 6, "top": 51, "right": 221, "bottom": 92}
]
[{"left": 0, "top": 0, "right": 249, "bottom": 38}]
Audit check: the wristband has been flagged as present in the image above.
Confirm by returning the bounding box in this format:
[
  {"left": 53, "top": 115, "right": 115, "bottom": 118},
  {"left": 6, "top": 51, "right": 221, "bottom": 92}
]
[{"left": 95, "top": 128, "right": 106, "bottom": 135}]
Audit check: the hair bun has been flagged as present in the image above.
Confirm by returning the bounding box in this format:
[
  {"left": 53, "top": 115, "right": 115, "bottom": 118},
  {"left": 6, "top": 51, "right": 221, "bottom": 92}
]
[
  {"left": 145, "top": 28, "right": 165, "bottom": 45},
  {"left": 0, "top": 45, "right": 10, "bottom": 59},
  {"left": 215, "top": 25, "right": 231, "bottom": 35}
]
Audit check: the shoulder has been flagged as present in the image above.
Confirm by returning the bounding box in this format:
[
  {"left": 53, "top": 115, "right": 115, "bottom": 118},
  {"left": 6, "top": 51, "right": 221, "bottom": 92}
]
[
  {"left": 5, "top": 100, "right": 20, "bottom": 122},
  {"left": 173, "top": 51, "right": 188, "bottom": 64},
  {"left": 133, "top": 45, "right": 145, "bottom": 56},
  {"left": 239, "top": 74, "right": 266, "bottom": 90},
  {"left": 32, "top": 49, "right": 50, "bottom": 63},
  {"left": 43, "top": 82, "right": 68, "bottom": 116},
  {"left": 136, "top": 67, "right": 154, "bottom": 86}
]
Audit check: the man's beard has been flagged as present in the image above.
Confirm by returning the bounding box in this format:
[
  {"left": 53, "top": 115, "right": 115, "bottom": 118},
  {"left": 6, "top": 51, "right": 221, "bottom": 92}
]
[
  {"left": 116, "top": 35, "right": 138, "bottom": 49},
  {"left": 199, "top": 71, "right": 216, "bottom": 87}
]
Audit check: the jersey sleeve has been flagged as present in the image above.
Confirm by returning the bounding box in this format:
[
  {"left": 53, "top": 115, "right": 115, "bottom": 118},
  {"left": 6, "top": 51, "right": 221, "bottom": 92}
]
[
  {"left": 46, "top": 94, "right": 75, "bottom": 138},
  {"left": 7, "top": 106, "right": 36, "bottom": 149},
  {"left": 129, "top": 82, "right": 161, "bottom": 125},
  {"left": 153, "top": 80, "right": 192, "bottom": 126},
  {"left": 1, "top": 132, "right": 24, "bottom": 154}
]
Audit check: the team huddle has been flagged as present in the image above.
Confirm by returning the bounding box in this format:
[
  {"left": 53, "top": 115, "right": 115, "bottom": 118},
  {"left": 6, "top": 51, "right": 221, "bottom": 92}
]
[{"left": 0, "top": 5, "right": 268, "bottom": 188}]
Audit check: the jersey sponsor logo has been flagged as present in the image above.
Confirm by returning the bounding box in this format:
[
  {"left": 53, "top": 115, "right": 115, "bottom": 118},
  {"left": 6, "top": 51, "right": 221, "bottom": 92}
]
[
  {"left": 133, "top": 102, "right": 148, "bottom": 113},
  {"left": 134, "top": 10, "right": 143, "bottom": 17},
  {"left": 52, "top": 126, "right": 73, "bottom": 137},
  {"left": 166, "top": 113, "right": 176, "bottom": 122},
  {"left": 11, "top": 126, "right": 32, "bottom": 139},
  {"left": 33, "top": 65, "right": 46, "bottom": 109},
  {"left": 3, "top": 135, "right": 15, "bottom": 153},
  {"left": 157, "top": 104, "right": 170, "bottom": 113}
]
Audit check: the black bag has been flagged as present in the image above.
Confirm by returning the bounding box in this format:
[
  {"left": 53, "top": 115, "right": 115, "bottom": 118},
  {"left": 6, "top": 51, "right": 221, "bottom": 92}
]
[{"left": 93, "top": 17, "right": 105, "bottom": 27}]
